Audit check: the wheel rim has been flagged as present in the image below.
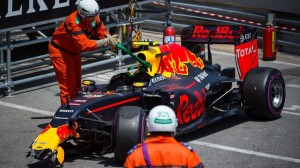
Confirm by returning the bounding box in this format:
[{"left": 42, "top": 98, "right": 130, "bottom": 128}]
[{"left": 270, "top": 80, "right": 284, "bottom": 108}]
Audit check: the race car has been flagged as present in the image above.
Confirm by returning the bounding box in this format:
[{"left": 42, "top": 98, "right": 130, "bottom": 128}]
[{"left": 27, "top": 25, "right": 285, "bottom": 167}]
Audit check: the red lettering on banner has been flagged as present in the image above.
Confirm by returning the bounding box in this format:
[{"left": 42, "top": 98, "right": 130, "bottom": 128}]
[
  {"left": 192, "top": 26, "right": 209, "bottom": 38},
  {"left": 176, "top": 88, "right": 206, "bottom": 124},
  {"left": 218, "top": 26, "right": 235, "bottom": 39},
  {"left": 192, "top": 26, "right": 235, "bottom": 39}
]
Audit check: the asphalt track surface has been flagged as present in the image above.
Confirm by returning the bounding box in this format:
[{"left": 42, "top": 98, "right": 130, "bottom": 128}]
[{"left": 0, "top": 33, "right": 300, "bottom": 168}]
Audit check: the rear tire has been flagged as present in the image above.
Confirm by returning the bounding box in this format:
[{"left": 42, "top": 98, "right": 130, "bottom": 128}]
[
  {"left": 242, "top": 67, "right": 285, "bottom": 120},
  {"left": 113, "top": 106, "right": 146, "bottom": 164}
]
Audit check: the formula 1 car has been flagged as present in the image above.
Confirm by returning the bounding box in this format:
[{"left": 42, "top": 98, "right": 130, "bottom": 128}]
[{"left": 27, "top": 25, "right": 285, "bottom": 167}]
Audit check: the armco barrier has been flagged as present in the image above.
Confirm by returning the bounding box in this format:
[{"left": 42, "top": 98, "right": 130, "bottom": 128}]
[
  {"left": 0, "top": 0, "right": 167, "bottom": 96},
  {"left": 142, "top": 0, "right": 300, "bottom": 54}
]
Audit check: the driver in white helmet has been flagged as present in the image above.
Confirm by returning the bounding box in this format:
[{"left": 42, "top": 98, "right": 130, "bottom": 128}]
[
  {"left": 49, "top": 0, "right": 118, "bottom": 105},
  {"left": 124, "top": 105, "right": 204, "bottom": 168}
]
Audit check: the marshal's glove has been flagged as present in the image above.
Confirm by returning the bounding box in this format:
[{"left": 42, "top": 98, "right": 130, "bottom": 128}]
[
  {"left": 96, "top": 34, "right": 118, "bottom": 48},
  {"left": 106, "top": 34, "right": 118, "bottom": 46},
  {"left": 96, "top": 38, "right": 109, "bottom": 48}
]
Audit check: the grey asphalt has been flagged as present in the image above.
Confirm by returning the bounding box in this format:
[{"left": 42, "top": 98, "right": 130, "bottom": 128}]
[{"left": 0, "top": 33, "right": 300, "bottom": 168}]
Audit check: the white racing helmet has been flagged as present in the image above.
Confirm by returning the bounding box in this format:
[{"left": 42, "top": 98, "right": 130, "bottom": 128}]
[
  {"left": 146, "top": 105, "right": 178, "bottom": 134},
  {"left": 77, "top": 0, "right": 100, "bottom": 18}
]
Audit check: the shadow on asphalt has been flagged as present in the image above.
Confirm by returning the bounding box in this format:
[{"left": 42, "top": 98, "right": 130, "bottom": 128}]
[
  {"left": 176, "top": 111, "right": 281, "bottom": 143},
  {"left": 176, "top": 112, "right": 249, "bottom": 142}
]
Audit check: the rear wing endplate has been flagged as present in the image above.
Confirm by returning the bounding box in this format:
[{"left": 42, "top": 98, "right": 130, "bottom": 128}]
[{"left": 181, "top": 25, "right": 258, "bottom": 79}]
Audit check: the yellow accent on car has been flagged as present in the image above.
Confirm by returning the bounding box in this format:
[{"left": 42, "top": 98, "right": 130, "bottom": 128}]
[
  {"left": 133, "top": 82, "right": 145, "bottom": 87},
  {"left": 137, "top": 46, "right": 161, "bottom": 76},
  {"left": 31, "top": 127, "right": 60, "bottom": 152},
  {"left": 56, "top": 146, "right": 65, "bottom": 165},
  {"left": 82, "top": 80, "right": 91, "bottom": 85}
]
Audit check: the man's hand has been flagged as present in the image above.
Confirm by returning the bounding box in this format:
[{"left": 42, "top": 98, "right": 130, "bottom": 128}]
[
  {"left": 107, "top": 34, "right": 118, "bottom": 46},
  {"left": 96, "top": 38, "right": 109, "bottom": 48},
  {"left": 96, "top": 34, "right": 118, "bottom": 48}
]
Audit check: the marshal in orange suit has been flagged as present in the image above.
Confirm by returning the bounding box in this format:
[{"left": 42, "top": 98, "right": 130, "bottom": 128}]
[{"left": 49, "top": 0, "right": 117, "bottom": 104}]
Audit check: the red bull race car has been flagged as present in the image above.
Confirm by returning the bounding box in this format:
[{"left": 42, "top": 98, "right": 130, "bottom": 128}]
[{"left": 27, "top": 25, "right": 286, "bottom": 167}]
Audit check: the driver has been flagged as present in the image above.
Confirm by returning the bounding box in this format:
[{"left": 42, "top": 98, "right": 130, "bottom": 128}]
[
  {"left": 49, "top": 0, "right": 118, "bottom": 104},
  {"left": 124, "top": 105, "right": 204, "bottom": 168}
]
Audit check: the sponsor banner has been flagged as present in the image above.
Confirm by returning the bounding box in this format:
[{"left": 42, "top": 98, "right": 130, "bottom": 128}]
[
  {"left": 0, "top": 0, "right": 151, "bottom": 33},
  {"left": 181, "top": 25, "right": 249, "bottom": 44}
]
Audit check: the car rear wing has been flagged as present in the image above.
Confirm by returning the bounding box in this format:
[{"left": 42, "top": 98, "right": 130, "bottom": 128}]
[{"left": 181, "top": 25, "right": 258, "bottom": 79}]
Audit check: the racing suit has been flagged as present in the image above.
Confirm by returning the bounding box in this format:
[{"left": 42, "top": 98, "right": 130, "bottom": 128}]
[
  {"left": 49, "top": 11, "right": 109, "bottom": 104},
  {"left": 124, "top": 135, "right": 204, "bottom": 168}
]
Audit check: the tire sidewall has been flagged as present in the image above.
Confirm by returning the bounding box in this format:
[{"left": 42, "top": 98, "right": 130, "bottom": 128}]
[
  {"left": 113, "top": 106, "right": 146, "bottom": 164},
  {"left": 242, "top": 67, "right": 285, "bottom": 120},
  {"left": 265, "top": 71, "right": 285, "bottom": 116}
]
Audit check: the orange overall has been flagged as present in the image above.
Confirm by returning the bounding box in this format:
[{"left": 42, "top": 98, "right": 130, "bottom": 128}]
[
  {"left": 124, "top": 135, "right": 204, "bottom": 168},
  {"left": 49, "top": 11, "right": 108, "bottom": 104}
]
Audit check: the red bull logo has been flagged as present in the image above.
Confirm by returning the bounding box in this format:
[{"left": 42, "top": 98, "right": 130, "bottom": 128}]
[
  {"left": 176, "top": 88, "right": 206, "bottom": 124},
  {"left": 156, "top": 44, "right": 204, "bottom": 77},
  {"left": 192, "top": 26, "right": 235, "bottom": 39}
]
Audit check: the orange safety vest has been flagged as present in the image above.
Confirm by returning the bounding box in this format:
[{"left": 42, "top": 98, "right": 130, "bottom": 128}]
[
  {"left": 51, "top": 11, "right": 109, "bottom": 55},
  {"left": 124, "top": 135, "right": 204, "bottom": 168}
]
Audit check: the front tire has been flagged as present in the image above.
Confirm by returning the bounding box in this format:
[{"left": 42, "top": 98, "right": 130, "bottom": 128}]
[
  {"left": 242, "top": 67, "right": 285, "bottom": 120},
  {"left": 113, "top": 106, "right": 146, "bottom": 164}
]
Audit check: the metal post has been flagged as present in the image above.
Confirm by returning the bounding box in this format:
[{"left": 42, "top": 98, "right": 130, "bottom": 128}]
[
  {"left": 0, "top": 33, "right": 4, "bottom": 74},
  {"left": 117, "top": 9, "right": 124, "bottom": 71},
  {"left": 165, "top": 0, "right": 171, "bottom": 26},
  {"left": 5, "top": 32, "right": 13, "bottom": 97},
  {"left": 267, "top": 13, "right": 275, "bottom": 24}
]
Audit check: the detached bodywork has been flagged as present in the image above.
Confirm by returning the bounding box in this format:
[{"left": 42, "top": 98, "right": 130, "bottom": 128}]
[{"left": 28, "top": 25, "right": 285, "bottom": 167}]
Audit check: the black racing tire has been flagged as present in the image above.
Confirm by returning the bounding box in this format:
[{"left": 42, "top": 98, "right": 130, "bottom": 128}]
[
  {"left": 242, "top": 67, "right": 285, "bottom": 120},
  {"left": 113, "top": 106, "right": 146, "bottom": 164}
]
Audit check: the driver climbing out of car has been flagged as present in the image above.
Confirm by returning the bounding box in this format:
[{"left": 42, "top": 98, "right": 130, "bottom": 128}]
[
  {"left": 49, "top": 0, "right": 118, "bottom": 104},
  {"left": 124, "top": 105, "right": 204, "bottom": 168}
]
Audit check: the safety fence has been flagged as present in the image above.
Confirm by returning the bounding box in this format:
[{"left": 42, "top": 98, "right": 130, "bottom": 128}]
[
  {"left": 0, "top": 0, "right": 299, "bottom": 97},
  {"left": 142, "top": 0, "right": 300, "bottom": 54},
  {"left": 0, "top": 0, "right": 169, "bottom": 96}
]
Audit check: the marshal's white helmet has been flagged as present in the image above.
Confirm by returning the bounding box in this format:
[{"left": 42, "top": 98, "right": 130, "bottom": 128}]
[
  {"left": 146, "top": 105, "right": 178, "bottom": 134},
  {"left": 77, "top": 0, "right": 100, "bottom": 18}
]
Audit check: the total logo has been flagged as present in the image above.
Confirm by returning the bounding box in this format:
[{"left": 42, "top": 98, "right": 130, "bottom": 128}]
[{"left": 236, "top": 46, "right": 256, "bottom": 58}]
